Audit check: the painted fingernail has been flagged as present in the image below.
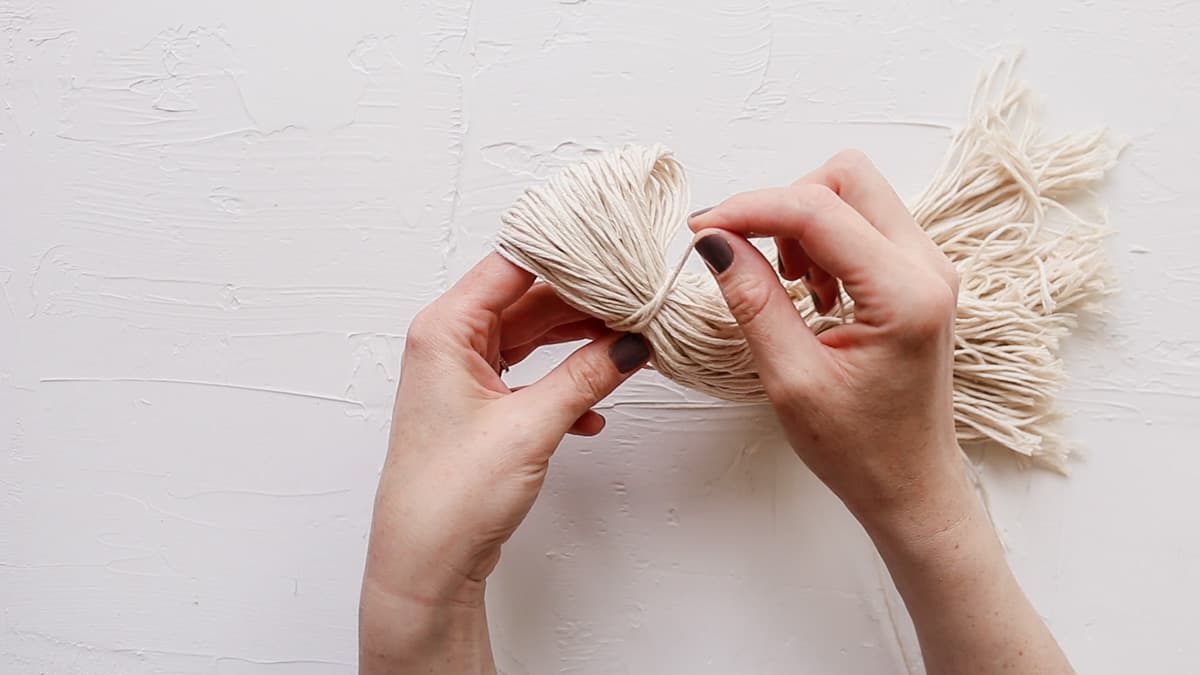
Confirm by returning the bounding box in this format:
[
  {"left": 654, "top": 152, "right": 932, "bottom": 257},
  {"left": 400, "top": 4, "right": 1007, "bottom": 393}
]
[
  {"left": 694, "top": 234, "right": 733, "bottom": 274},
  {"left": 609, "top": 333, "right": 651, "bottom": 374},
  {"left": 688, "top": 206, "right": 714, "bottom": 220}
]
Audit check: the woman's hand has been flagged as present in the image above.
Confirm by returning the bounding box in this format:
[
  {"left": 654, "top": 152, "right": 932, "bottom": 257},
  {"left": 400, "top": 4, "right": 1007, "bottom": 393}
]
[
  {"left": 689, "top": 149, "right": 965, "bottom": 535},
  {"left": 360, "top": 253, "right": 650, "bottom": 674},
  {"left": 689, "top": 150, "right": 1073, "bottom": 674}
]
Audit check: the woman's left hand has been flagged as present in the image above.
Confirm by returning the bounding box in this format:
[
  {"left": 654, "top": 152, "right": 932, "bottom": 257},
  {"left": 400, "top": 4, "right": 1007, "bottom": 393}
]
[{"left": 360, "top": 253, "right": 650, "bottom": 672}]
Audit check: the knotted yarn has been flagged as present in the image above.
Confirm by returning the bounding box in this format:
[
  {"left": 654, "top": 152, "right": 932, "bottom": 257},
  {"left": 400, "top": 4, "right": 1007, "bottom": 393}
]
[
  {"left": 494, "top": 57, "right": 1118, "bottom": 470},
  {"left": 497, "top": 145, "right": 765, "bottom": 399}
]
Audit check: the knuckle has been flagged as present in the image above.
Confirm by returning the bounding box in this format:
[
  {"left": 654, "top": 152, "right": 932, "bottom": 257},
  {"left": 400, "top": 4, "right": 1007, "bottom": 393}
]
[
  {"left": 944, "top": 264, "right": 961, "bottom": 296},
  {"left": 405, "top": 307, "right": 440, "bottom": 352},
  {"left": 761, "top": 373, "right": 800, "bottom": 406},
  {"left": 826, "top": 148, "right": 874, "bottom": 182},
  {"left": 899, "top": 278, "right": 957, "bottom": 340},
  {"left": 721, "top": 272, "right": 775, "bottom": 327},
  {"left": 761, "top": 362, "right": 817, "bottom": 409},
  {"left": 790, "top": 182, "right": 840, "bottom": 215},
  {"left": 565, "top": 355, "right": 613, "bottom": 405},
  {"left": 928, "top": 247, "right": 961, "bottom": 290}
]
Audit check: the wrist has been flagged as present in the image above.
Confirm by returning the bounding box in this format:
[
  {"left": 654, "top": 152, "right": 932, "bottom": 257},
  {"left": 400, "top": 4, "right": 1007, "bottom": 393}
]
[
  {"left": 360, "top": 575, "right": 493, "bottom": 674},
  {"left": 359, "top": 516, "right": 496, "bottom": 673},
  {"left": 363, "top": 488, "right": 498, "bottom": 606},
  {"left": 848, "top": 453, "right": 982, "bottom": 560}
]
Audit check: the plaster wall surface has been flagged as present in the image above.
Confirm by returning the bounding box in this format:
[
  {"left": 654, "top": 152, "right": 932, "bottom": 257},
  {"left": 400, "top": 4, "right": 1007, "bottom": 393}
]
[{"left": 2, "top": 2, "right": 1198, "bottom": 673}]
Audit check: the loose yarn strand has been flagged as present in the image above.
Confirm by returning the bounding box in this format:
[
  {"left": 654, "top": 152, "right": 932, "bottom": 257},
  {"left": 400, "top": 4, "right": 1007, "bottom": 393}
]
[{"left": 495, "top": 55, "right": 1117, "bottom": 470}]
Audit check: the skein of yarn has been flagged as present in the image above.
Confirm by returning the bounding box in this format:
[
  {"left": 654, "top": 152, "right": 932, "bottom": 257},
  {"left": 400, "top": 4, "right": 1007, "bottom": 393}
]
[{"left": 495, "top": 57, "right": 1117, "bottom": 470}]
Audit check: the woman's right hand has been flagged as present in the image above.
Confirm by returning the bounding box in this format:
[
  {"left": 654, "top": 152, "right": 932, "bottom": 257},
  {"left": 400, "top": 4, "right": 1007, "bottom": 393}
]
[
  {"left": 688, "top": 150, "right": 1073, "bottom": 674},
  {"left": 688, "top": 150, "right": 968, "bottom": 538}
]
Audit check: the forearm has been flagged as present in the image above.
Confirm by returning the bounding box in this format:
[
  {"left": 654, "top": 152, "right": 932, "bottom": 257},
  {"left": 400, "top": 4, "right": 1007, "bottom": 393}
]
[
  {"left": 860, "top": 467, "right": 1073, "bottom": 675},
  {"left": 359, "top": 576, "right": 496, "bottom": 675}
]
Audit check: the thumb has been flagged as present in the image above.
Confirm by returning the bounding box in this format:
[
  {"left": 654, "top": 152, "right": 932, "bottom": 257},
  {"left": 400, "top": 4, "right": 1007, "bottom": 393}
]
[
  {"left": 692, "top": 228, "right": 820, "bottom": 379},
  {"left": 515, "top": 332, "right": 651, "bottom": 432}
]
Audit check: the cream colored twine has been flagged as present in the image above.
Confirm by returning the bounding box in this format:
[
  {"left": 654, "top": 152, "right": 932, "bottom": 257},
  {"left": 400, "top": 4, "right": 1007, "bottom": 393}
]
[{"left": 495, "top": 57, "right": 1117, "bottom": 469}]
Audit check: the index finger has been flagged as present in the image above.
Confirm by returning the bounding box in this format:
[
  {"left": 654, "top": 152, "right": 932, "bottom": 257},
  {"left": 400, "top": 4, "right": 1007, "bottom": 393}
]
[
  {"left": 794, "top": 150, "right": 920, "bottom": 248},
  {"left": 499, "top": 283, "right": 595, "bottom": 350},
  {"left": 795, "top": 150, "right": 955, "bottom": 289},
  {"left": 440, "top": 252, "right": 536, "bottom": 314},
  {"left": 689, "top": 185, "right": 904, "bottom": 305}
]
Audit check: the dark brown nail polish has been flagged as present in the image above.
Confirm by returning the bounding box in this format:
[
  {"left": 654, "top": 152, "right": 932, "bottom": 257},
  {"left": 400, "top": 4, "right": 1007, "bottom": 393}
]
[
  {"left": 694, "top": 234, "right": 733, "bottom": 274},
  {"left": 609, "top": 333, "right": 651, "bottom": 374},
  {"left": 688, "top": 206, "right": 713, "bottom": 219}
]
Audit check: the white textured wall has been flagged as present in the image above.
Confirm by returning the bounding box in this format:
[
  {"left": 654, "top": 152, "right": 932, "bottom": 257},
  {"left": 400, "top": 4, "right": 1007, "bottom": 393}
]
[{"left": 3, "top": 2, "right": 1198, "bottom": 673}]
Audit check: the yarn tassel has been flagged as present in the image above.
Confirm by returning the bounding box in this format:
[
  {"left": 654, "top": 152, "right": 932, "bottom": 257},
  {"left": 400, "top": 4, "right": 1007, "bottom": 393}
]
[{"left": 496, "top": 55, "right": 1119, "bottom": 471}]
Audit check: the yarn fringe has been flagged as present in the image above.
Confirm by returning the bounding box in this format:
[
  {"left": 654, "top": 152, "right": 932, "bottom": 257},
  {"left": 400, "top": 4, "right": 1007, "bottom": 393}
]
[{"left": 910, "top": 56, "right": 1117, "bottom": 469}]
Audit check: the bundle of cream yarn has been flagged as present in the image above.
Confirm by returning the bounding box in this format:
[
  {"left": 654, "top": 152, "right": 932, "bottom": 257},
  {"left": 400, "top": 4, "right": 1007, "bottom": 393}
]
[{"left": 495, "top": 58, "right": 1117, "bottom": 470}]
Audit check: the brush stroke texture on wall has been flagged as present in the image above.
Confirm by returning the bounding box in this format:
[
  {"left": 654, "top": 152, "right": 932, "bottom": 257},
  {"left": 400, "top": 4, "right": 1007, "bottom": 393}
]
[{"left": 2, "top": 1, "right": 1198, "bottom": 673}]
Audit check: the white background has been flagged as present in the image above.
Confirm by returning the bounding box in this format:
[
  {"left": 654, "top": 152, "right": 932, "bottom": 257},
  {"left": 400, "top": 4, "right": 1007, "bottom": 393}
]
[{"left": 3, "top": 1, "right": 1198, "bottom": 673}]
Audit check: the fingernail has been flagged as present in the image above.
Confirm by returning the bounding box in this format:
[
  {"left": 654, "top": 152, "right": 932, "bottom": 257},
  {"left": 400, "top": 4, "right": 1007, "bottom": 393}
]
[
  {"left": 688, "top": 206, "right": 713, "bottom": 220},
  {"left": 694, "top": 234, "right": 733, "bottom": 274},
  {"left": 609, "top": 333, "right": 651, "bottom": 374}
]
